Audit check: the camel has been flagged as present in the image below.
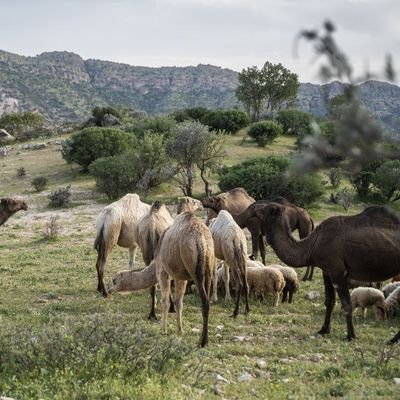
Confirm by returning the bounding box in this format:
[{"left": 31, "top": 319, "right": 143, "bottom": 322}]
[
  {"left": 202, "top": 187, "right": 255, "bottom": 225},
  {"left": 109, "top": 210, "right": 215, "bottom": 347},
  {"left": 177, "top": 196, "right": 203, "bottom": 214},
  {"left": 134, "top": 201, "right": 174, "bottom": 319},
  {"left": 208, "top": 210, "right": 250, "bottom": 316},
  {"left": 0, "top": 198, "right": 28, "bottom": 226},
  {"left": 252, "top": 202, "right": 400, "bottom": 342},
  {"left": 94, "top": 193, "right": 150, "bottom": 297}
]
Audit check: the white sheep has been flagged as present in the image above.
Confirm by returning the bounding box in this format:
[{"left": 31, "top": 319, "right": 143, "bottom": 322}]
[
  {"left": 247, "top": 260, "right": 285, "bottom": 307},
  {"left": 382, "top": 281, "right": 400, "bottom": 298},
  {"left": 350, "top": 287, "right": 387, "bottom": 321},
  {"left": 385, "top": 286, "right": 400, "bottom": 317},
  {"left": 268, "top": 264, "right": 300, "bottom": 303},
  {"left": 94, "top": 193, "right": 150, "bottom": 296},
  {"left": 209, "top": 210, "right": 249, "bottom": 317}
]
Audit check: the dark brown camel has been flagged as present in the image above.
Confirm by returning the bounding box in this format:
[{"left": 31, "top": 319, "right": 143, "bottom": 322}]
[
  {"left": 203, "top": 193, "right": 315, "bottom": 280},
  {"left": 252, "top": 203, "right": 400, "bottom": 343},
  {"left": 0, "top": 198, "right": 28, "bottom": 226}
]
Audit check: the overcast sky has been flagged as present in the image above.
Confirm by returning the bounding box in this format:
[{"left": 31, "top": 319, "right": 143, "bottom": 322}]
[{"left": 1, "top": 0, "right": 399, "bottom": 83}]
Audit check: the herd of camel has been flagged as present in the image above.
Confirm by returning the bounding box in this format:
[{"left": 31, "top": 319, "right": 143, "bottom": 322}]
[{"left": 1, "top": 187, "right": 400, "bottom": 347}]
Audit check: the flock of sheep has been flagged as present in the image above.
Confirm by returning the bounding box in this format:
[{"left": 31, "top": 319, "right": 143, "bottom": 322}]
[{"left": 92, "top": 189, "right": 400, "bottom": 347}]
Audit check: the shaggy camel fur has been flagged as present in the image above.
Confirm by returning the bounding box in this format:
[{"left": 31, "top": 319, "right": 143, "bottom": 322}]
[
  {"left": 108, "top": 211, "right": 215, "bottom": 347},
  {"left": 177, "top": 196, "right": 203, "bottom": 214},
  {"left": 252, "top": 203, "right": 400, "bottom": 342},
  {"left": 208, "top": 210, "right": 249, "bottom": 317},
  {"left": 94, "top": 193, "right": 150, "bottom": 296},
  {"left": 134, "top": 201, "right": 174, "bottom": 319},
  {"left": 0, "top": 198, "right": 27, "bottom": 226}
]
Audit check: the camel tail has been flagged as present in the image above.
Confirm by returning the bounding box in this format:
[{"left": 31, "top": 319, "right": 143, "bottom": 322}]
[{"left": 94, "top": 225, "right": 106, "bottom": 266}]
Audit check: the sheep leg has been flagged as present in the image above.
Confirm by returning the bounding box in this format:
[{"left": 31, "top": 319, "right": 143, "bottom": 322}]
[
  {"left": 318, "top": 273, "right": 336, "bottom": 335},
  {"left": 174, "top": 280, "right": 187, "bottom": 336},
  {"left": 195, "top": 279, "right": 209, "bottom": 348},
  {"left": 282, "top": 288, "right": 288, "bottom": 303},
  {"left": 273, "top": 290, "right": 279, "bottom": 307},
  {"left": 362, "top": 308, "right": 367, "bottom": 319},
  {"left": 158, "top": 268, "right": 171, "bottom": 335},
  {"left": 128, "top": 246, "right": 137, "bottom": 269},
  {"left": 223, "top": 262, "right": 231, "bottom": 301},
  {"left": 148, "top": 285, "right": 157, "bottom": 320},
  {"left": 333, "top": 276, "right": 356, "bottom": 341},
  {"left": 288, "top": 289, "right": 294, "bottom": 304}
]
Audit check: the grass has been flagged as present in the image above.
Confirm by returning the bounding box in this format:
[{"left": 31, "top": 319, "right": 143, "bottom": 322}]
[{"left": 0, "top": 132, "right": 399, "bottom": 399}]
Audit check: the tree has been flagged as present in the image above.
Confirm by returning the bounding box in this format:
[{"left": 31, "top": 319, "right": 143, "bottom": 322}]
[
  {"left": 201, "top": 109, "right": 250, "bottom": 134},
  {"left": 166, "top": 121, "right": 215, "bottom": 196},
  {"left": 235, "top": 63, "right": 299, "bottom": 122},
  {"left": 373, "top": 160, "right": 400, "bottom": 202},
  {"left": 261, "top": 62, "right": 299, "bottom": 116},
  {"left": 276, "top": 109, "right": 312, "bottom": 137},
  {"left": 0, "top": 111, "right": 44, "bottom": 139},
  {"left": 235, "top": 66, "right": 265, "bottom": 122},
  {"left": 196, "top": 132, "right": 226, "bottom": 196}
]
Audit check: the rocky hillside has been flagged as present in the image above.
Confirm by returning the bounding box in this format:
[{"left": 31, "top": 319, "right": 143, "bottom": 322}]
[{"left": 0, "top": 49, "right": 399, "bottom": 131}]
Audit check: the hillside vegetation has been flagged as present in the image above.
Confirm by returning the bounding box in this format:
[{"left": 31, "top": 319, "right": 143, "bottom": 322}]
[{"left": 0, "top": 130, "right": 399, "bottom": 399}]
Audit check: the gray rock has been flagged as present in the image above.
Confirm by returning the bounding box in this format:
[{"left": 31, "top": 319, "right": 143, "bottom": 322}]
[
  {"left": 307, "top": 291, "right": 320, "bottom": 301},
  {"left": 238, "top": 372, "right": 253, "bottom": 382},
  {"left": 256, "top": 358, "right": 267, "bottom": 369},
  {"left": 394, "top": 377, "right": 400, "bottom": 385},
  {"left": 215, "top": 373, "right": 230, "bottom": 384}
]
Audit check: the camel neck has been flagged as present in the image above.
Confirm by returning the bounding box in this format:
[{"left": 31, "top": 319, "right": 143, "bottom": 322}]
[
  {"left": 125, "top": 262, "right": 158, "bottom": 291},
  {"left": 268, "top": 225, "right": 311, "bottom": 268}
]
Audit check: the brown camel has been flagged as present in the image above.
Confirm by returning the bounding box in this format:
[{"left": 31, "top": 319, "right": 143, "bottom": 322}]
[
  {"left": 252, "top": 203, "right": 400, "bottom": 342},
  {"left": 0, "top": 198, "right": 28, "bottom": 226}
]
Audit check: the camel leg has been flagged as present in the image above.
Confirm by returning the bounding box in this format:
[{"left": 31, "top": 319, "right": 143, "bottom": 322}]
[
  {"left": 128, "top": 246, "right": 137, "bottom": 269},
  {"left": 158, "top": 269, "right": 171, "bottom": 335},
  {"left": 302, "top": 266, "right": 311, "bottom": 281},
  {"left": 309, "top": 266, "right": 315, "bottom": 280},
  {"left": 318, "top": 273, "right": 336, "bottom": 335},
  {"left": 195, "top": 279, "right": 209, "bottom": 348},
  {"left": 211, "top": 263, "right": 218, "bottom": 303},
  {"left": 174, "top": 280, "right": 187, "bottom": 336},
  {"left": 249, "top": 229, "right": 259, "bottom": 261},
  {"left": 95, "top": 252, "right": 108, "bottom": 297},
  {"left": 148, "top": 285, "right": 157, "bottom": 320},
  {"left": 333, "top": 277, "right": 356, "bottom": 341},
  {"left": 387, "top": 330, "right": 400, "bottom": 345},
  {"left": 259, "top": 234, "right": 266, "bottom": 265}
]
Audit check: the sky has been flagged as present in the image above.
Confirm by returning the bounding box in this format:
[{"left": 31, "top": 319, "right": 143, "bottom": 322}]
[{"left": 1, "top": 0, "right": 399, "bottom": 83}]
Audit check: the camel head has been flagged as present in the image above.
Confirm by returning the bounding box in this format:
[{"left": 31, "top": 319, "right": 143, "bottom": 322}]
[
  {"left": 201, "top": 196, "right": 222, "bottom": 212},
  {"left": 1, "top": 198, "right": 28, "bottom": 212},
  {"left": 177, "top": 197, "right": 203, "bottom": 214},
  {"left": 107, "top": 270, "right": 128, "bottom": 294}
]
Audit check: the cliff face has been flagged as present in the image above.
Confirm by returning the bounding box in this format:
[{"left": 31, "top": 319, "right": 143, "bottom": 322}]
[{"left": 0, "top": 49, "right": 399, "bottom": 131}]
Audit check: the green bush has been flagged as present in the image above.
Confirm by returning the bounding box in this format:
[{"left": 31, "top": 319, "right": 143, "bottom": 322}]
[
  {"left": 276, "top": 109, "right": 312, "bottom": 137},
  {"left": 31, "top": 176, "right": 48, "bottom": 192},
  {"left": 201, "top": 109, "right": 250, "bottom": 134},
  {"left": 125, "top": 116, "right": 176, "bottom": 139},
  {"left": 61, "top": 127, "right": 136, "bottom": 170},
  {"left": 247, "top": 121, "right": 283, "bottom": 147},
  {"left": 218, "top": 155, "right": 325, "bottom": 205},
  {"left": 48, "top": 185, "right": 71, "bottom": 208},
  {"left": 372, "top": 160, "right": 400, "bottom": 202},
  {"left": 349, "top": 160, "right": 384, "bottom": 199},
  {"left": 170, "top": 107, "right": 209, "bottom": 123}
]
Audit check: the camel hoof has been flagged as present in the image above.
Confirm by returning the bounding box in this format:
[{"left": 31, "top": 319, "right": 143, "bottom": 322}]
[
  {"left": 148, "top": 314, "right": 158, "bottom": 321},
  {"left": 346, "top": 334, "right": 356, "bottom": 341},
  {"left": 318, "top": 327, "right": 330, "bottom": 335}
]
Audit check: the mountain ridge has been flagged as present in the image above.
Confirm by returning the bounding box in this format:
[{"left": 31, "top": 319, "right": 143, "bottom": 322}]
[{"left": 0, "top": 49, "right": 399, "bottom": 131}]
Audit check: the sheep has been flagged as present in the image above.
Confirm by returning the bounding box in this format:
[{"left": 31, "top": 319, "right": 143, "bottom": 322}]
[
  {"left": 246, "top": 261, "right": 285, "bottom": 306},
  {"left": 177, "top": 196, "right": 203, "bottom": 214},
  {"left": 382, "top": 281, "right": 400, "bottom": 298},
  {"left": 208, "top": 210, "right": 249, "bottom": 317},
  {"left": 268, "top": 264, "right": 300, "bottom": 303},
  {"left": 350, "top": 287, "right": 387, "bottom": 321},
  {"left": 134, "top": 201, "right": 174, "bottom": 319},
  {"left": 94, "top": 193, "right": 150, "bottom": 296},
  {"left": 385, "top": 286, "right": 400, "bottom": 317}
]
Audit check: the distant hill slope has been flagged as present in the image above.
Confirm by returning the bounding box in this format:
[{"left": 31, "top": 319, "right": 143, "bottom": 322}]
[{"left": 0, "top": 50, "right": 399, "bottom": 131}]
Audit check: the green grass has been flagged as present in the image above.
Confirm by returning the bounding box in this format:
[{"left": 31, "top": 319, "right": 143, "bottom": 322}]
[{"left": 0, "top": 132, "right": 399, "bottom": 399}]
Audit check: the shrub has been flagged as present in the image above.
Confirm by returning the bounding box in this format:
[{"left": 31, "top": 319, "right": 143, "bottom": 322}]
[
  {"left": 330, "top": 188, "right": 354, "bottom": 210},
  {"left": 125, "top": 116, "right": 176, "bottom": 139},
  {"left": 328, "top": 168, "right": 341, "bottom": 189},
  {"left": 61, "top": 127, "right": 136, "bottom": 170},
  {"left": 349, "top": 160, "right": 384, "bottom": 199},
  {"left": 48, "top": 185, "right": 71, "bottom": 208},
  {"left": 372, "top": 160, "right": 400, "bottom": 202},
  {"left": 247, "top": 121, "right": 283, "bottom": 147},
  {"left": 170, "top": 107, "right": 209, "bottom": 123},
  {"left": 31, "top": 176, "right": 48, "bottom": 192},
  {"left": 16, "top": 167, "right": 26, "bottom": 178},
  {"left": 42, "top": 215, "right": 61, "bottom": 240},
  {"left": 201, "top": 109, "right": 250, "bottom": 134},
  {"left": 218, "top": 155, "right": 325, "bottom": 206},
  {"left": 276, "top": 109, "right": 312, "bottom": 137}
]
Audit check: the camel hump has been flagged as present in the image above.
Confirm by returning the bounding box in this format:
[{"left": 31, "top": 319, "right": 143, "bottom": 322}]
[
  {"left": 361, "top": 206, "right": 400, "bottom": 224},
  {"left": 271, "top": 196, "right": 291, "bottom": 205}
]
